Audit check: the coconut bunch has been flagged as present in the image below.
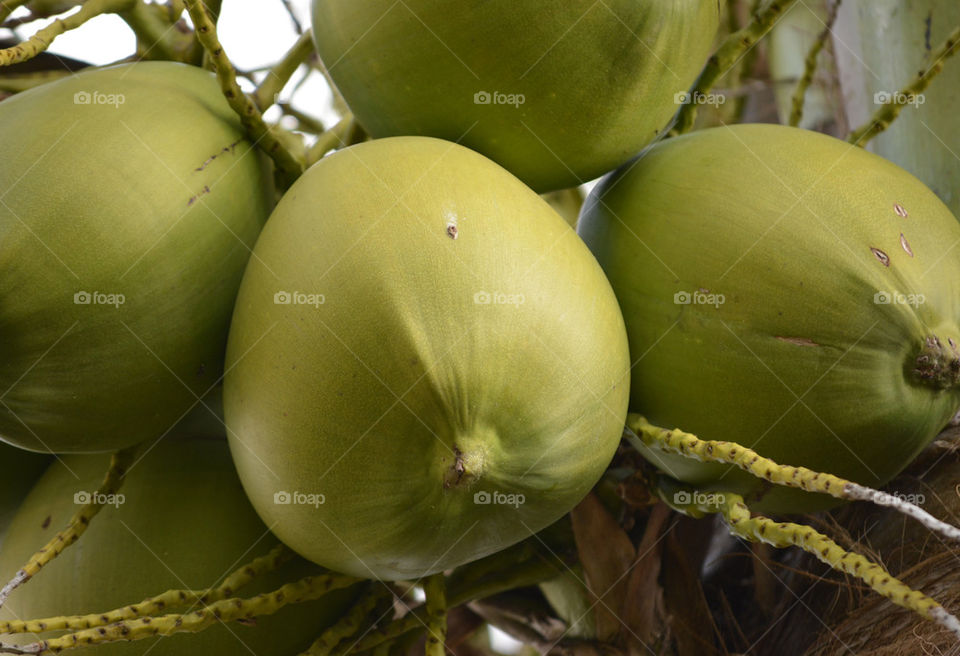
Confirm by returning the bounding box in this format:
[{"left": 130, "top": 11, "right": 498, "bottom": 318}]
[{"left": 0, "top": 1, "right": 960, "bottom": 655}]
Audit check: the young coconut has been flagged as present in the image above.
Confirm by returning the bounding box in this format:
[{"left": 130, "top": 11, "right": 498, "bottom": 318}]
[
  {"left": 309, "top": 0, "right": 718, "bottom": 192},
  {"left": 0, "top": 61, "right": 273, "bottom": 454},
  {"left": 578, "top": 122, "right": 960, "bottom": 635},
  {"left": 224, "top": 136, "right": 631, "bottom": 581},
  {"left": 0, "top": 438, "right": 360, "bottom": 655}
]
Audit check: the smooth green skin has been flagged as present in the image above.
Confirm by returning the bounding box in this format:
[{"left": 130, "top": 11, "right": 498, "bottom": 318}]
[
  {"left": 0, "top": 438, "right": 358, "bottom": 656},
  {"left": 0, "top": 443, "right": 50, "bottom": 545},
  {"left": 833, "top": 0, "right": 960, "bottom": 218},
  {"left": 225, "top": 136, "right": 630, "bottom": 580},
  {"left": 310, "top": 0, "right": 718, "bottom": 193},
  {"left": 0, "top": 62, "right": 273, "bottom": 454},
  {"left": 578, "top": 124, "right": 960, "bottom": 514}
]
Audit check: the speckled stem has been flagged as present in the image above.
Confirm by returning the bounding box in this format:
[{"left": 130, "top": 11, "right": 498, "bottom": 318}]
[
  {"left": 0, "top": 573, "right": 361, "bottom": 655},
  {"left": 184, "top": 0, "right": 305, "bottom": 180},
  {"left": 300, "top": 584, "right": 385, "bottom": 656},
  {"left": 0, "top": 444, "right": 145, "bottom": 610},
  {"left": 847, "top": 24, "right": 960, "bottom": 146},
  {"left": 789, "top": 0, "right": 841, "bottom": 127},
  {"left": 672, "top": 0, "right": 799, "bottom": 135},
  {"left": 0, "top": 0, "right": 134, "bottom": 67},
  {"left": 719, "top": 493, "right": 960, "bottom": 639},
  {"left": 628, "top": 414, "right": 960, "bottom": 543},
  {"left": 0, "top": 544, "right": 294, "bottom": 635},
  {"left": 423, "top": 574, "right": 447, "bottom": 656}
]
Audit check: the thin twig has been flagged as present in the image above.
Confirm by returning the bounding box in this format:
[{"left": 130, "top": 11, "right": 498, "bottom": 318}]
[
  {"left": 789, "top": 0, "right": 841, "bottom": 127},
  {"left": 0, "top": 0, "right": 135, "bottom": 67},
  {"left": 184, "top": 0, "right": 304, "bottom": 179},
  {"left": 253, "top": 29, "right": 314, "bottom": 111},
  {"left": 847, "top": 24, "right": 960, "bottom": 146},
  {"left": 672, "top": 0, "right": 800, "bottom": 135}
]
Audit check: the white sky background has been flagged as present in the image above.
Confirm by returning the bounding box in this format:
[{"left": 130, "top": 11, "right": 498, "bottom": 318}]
[
  {"left": 5, "top": 2, "right": 529, "bottom": 652},
  {"left": 9, "top": 0, "right": 342, "bottom": 136}
]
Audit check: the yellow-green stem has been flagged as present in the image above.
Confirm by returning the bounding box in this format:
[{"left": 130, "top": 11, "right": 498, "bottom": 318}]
[
  {"left": 0, "top": 0, "right": 134, "bottom": 67},
  {"left": 183, "top": 0, "right": 304, "bottom": 180},
  {"left": 0, "top": 443, "right": 145, "bottom": 609},
  {"left": 789, "top": 0, "right": 841, "bottom": 127},
  {"left": 253, "top": 29, "right": 314, "bottom": 111},
  {"left": 0, "top": 544, "right": 294, "bottom": 635},
  {"left": 847, "top": 24, "right": 960, "bottom": 146},
  {"left": 671, "top": 0, "right": 799, "bottom": 135}
]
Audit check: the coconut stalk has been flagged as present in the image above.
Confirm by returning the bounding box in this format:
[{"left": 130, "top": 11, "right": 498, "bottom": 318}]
[{"left": 832, "top": 0, "right": 960, "bottom": 217}]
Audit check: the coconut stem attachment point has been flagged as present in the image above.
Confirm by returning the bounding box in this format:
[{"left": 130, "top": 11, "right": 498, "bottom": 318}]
[
  {"left": 0, "top": 443, "right": 145, "bottom": 610},
  {"left": 0, "top": 573, "right": 361, "bottom": 655},
  {"left": 716, "top": 493, "right": 960, "bottom": 640},
  {"left": 912, "top": 335, "right": 960, "bottom": 389},
  {"left": 625, "top": 414, "right": 960, "bottom": 543},
  {"left": 0, "top": 543, "right": 295, "bottom": 635},
  {"left": 423, "top": 573, "right": 447, "bottom": 656}
]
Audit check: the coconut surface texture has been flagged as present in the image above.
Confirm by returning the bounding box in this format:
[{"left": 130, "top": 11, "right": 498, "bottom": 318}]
[
  {"left": 0, "top": 438, "right": 358, "bottom": 656},
  {"left": 0, "top": 61, "right": 273, "bottom": 454},
  {"left": 310, "top": 0, "right": 718, "bottom": 193},
  {"left": 225, "top": 136, "right": 630, "bottom": 580},
  {"left": 578, "top": 123, "right": 960, "bottom": 513}
]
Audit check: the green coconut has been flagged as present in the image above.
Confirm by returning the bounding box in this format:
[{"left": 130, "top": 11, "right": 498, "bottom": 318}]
[
  {"left": 0, "top": 61, "right": 273, "bottom": 454},
  {"left": 224, "top": 136, "right": 630, "bottom": 580},
  {"left": 0, "top": 438, "right": 358, "bottom": 655},
  {"left": 578, "top": 123, "right": 960, "bottom": 513},
  {"left": 0, "top": 443, "right": 50, "bottom": 546},
  {"left": 310, "top": 0, "right": 718, "bottom": 193}
]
